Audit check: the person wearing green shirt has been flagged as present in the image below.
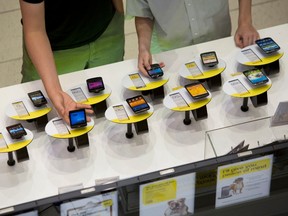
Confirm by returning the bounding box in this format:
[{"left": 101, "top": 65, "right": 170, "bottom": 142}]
[{"left": 20, "top": 0, "right": 124, "bottom": 123}]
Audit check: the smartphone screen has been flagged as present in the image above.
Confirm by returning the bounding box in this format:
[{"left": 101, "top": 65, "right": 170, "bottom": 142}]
[
  {"left": 53, "top": 119, "right": 70, "bottom": 135},
  {"left": 256, "top": 37, "right": 280, "bottom": 54},
  {"left": 147, "top": 64, "right": 163, "bottom": 78},
  {"left": 200, "top": 51, "right": 218, "bottom": 67},
  {"left": 69, "top": 109, "right": 87, "bottom": 128},
  {"left": 185, "top": 83, "right": 209, "bottom": 99},
  {"left": 169, "top": 92, "right": 189, "bottom": 108},
  {"left": 229, "top": 79, "right": 249, "bottom": 94},
  {"left": 6, "top": 123, "right": 27, "bottom": 139},
  {"left": 185, "top": 61, "right": 203, "bottom": 77},
  {"left": 126, "top": 95, "right": 150, "bottom": 113},
  {"left": 71, "top": 87, "right": 88, "bottom": 102},
  {"left": 243, "top": 68, "right": 269, "bottom": 85},
  {"left": 86, "top": 77, "right": 105, "bottom": 93},
  {"left": 129, "top": 73, "right": 146, "bottom": 88},
  {"left": 12, "top": 101, "right": 30, "bottom": 117},
  {"left": 28, "top": 90, "right": 47, "bottom": 107},
  {"left": 113, "top": 105, "right": 129, "bottom": 121}
]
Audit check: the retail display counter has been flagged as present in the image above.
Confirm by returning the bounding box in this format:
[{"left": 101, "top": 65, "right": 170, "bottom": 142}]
[{"left": 0, "top": 24, "right": 288, "bottom": 215}]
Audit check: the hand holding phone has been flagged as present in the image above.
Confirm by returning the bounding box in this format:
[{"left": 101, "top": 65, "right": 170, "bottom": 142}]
[
  {"left": 200, "top": 51, "right": 219, "bottom": 67},
  {"left": 126, "top": 95, "right": 150, "bottom": 114},
  {"left": 243, "top": 68, "right": 269, "bottom": 86},
  {"left": 86, "top": 77, "right": 105, "bottom": 93},
  {"left": 6, "top": 123, "right": 27, "bottom": 139},
  {"left": 185, "top": 83, "right": 209, "bottom": 100},
  {"left": 69, "top": 109, "right": 87, "bottom": 128},
  {"left": 146, "top": 64, "right": 164, "bottom": 79},
  {"left": 28, "top": 90, "right": 48, "bottom": 107},
  {"left": 255, "top": 37, "right": 280, "bottom": 54}
]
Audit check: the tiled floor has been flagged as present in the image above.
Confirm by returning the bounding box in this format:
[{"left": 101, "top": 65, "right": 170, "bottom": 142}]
[{"left": 0, "top": 0, "right": 288, "bottom": 88}]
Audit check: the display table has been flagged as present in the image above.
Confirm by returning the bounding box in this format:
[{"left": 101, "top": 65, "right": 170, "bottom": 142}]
[
  {"left": 236, "top": 44, "right": 284, "bottom": 75},
  {"left": 223, "top": 75, "right": 272, "bottom": 111},
  {"left": 122, "top": 72, "right": 169, "bottom": 99},
  {"left": 0, "top": 129, "right": 33, "bottom": 166},
  {"left": 179, "top": 57, "right": 226, "bottom": 89},
  {"left": 6, "top": 98, "right": 51, "bottom": 128},
  {"left": 45, "top": 117, "right": 95, "bottom": 152},
  {"left": 0, "top": 24, "right": 288, "bottom": 213},
  {"left": 67, "top": 84, "right": 112, "bottom": 116},
  {"left": 163, "top": 87, "right": 212, "bottom": 125},
  {"left": 105, "top": 102, "right": 154, "bottom": 138}
]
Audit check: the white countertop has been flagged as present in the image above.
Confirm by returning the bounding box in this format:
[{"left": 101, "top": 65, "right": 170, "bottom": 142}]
[{"left": 0, "top": 24, "right": 288, "bottom": 210}]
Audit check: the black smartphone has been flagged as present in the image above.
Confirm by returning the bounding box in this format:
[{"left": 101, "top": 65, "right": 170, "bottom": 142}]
[
  {"left": 243, "top": 68, "right": 269, "bottom": 85},
  {"left": 6, "top": 123, "right": 27, "bottom": 139},
  {"left": 69, "top": 109, "right": 87, "bottom": 128},
  {"left": 185, "top": 83, "right": 209, "bottom": 100},
  {"left": 126, "top": 95, "right": 150, "bottom": 114},
  {"left": 146, "top": 64, "right": 164, "bottom": 79},
  {"left": 28, "top": 90, "right": 47, "bottom": 107},
  {"left": 200, "top": 51, "right": 219, "bottom": 67},
  {"left": 86, "top": 77, "right": 105, "bottom": 93},
  {"left": 255, "top": 37, "right": 280, "bottom": 54}
]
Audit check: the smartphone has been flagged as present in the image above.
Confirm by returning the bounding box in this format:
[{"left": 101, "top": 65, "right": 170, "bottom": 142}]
[
  {"left": 255, "top": 37, "right": 280, "bottom": 54},
  {"left": 28, "top": 90, "right": 48, "bottom": 107},
  {"left": 69, "top": 109, "right": 87, "bottom": 128},
  {"left": 185, "top": 83, "right": 209, "bottom": 100},
  {"left": 86, "top": 77, "right": 105, "bottom": 93},
  {"left": 6, "top": 123, "right": 27, "bottom": 139},
  {"left": 243, "top": 68, "right": 269, "bottom": 85},
  {"left": 146, "top": 63, "right": 164, "bottom": 79},
  {"left": 126, "top": 95, "right": 150, "bottom": 114},
  {"left": 200, "top": 51, "right": 219, "bottom": 67}
]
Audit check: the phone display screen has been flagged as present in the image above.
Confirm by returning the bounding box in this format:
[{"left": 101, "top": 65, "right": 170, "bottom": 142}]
[
  {"left": 200, "top": 51, "right": 218, "bottom": 67},
  {"left": 243, "top": 68, "right": 269, "bottom": 85},
  {"left": 185, "top": 83, "right": 209, "bottom": 99},
  {"left": 147, "top": 64, "right": 163, "bottom": 78},
  {"left": 6, "top": 123, "right": 27, "bottom": 139},
  {"left": 256, "top": 37, "right": 280, "bottom": 54},
  {"left": 28, "top": 90, "right": 47, "bottom": 107},
  {"left": 126, "top": 95, "right": 150, "bottom": 113},
  {"left": 86, "top": 77, "right": 105, "bottom": 93},
  {"left": 69, "top": 109, "right": 87, "bottom": 128}
]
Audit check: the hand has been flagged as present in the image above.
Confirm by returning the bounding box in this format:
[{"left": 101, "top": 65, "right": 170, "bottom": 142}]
[
  {"left": 51, "top": 91, "right": 93, "bottom": 125},
  {"left": 138, "top": 49, "right": 165, "bottom": 76},
  {"left": 234, "top": 23, "right": 260, "bottom": 48}
]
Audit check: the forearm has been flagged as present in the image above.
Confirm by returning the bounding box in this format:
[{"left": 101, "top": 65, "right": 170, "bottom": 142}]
[
  {"left": 24, "top": 32, "right": 63, "bottom": 101},
  {"left": 135, "top": 17, "right": 154, "bottom": 53},
  {"left": 238, "top": 0, "right": 253, "bottom": 26},
  {"left": 112, "top": 0, "right": 124, "bottom": 14}
]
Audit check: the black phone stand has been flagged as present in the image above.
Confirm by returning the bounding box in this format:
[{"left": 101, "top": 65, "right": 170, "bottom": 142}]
[
  {"left": 183, "top": 106, "right": 208, "bottom": 125},
  {"left": 142, "top": 86, "right": 165, "bottom": 100},
  {"left": 67, "top": 133, "right": 89, "bottom": 152},
  {"left": 241, "top": 92, "right": 268, "bottom": 112},
  {"left": 126, "top": 120, "right": 149, "bottom": 139},
  {"left": 256, "top": 60, "right": 280, "bottom": 76},
  {"left": 7, "top": 147, "right": 30, "bottom": 166},
  {"left": 92, "top": 100, "right": 108, "bottom": 118}
]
